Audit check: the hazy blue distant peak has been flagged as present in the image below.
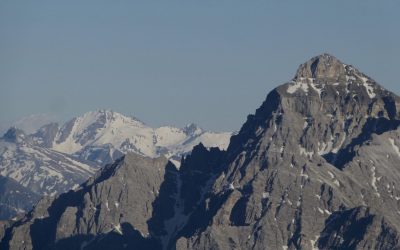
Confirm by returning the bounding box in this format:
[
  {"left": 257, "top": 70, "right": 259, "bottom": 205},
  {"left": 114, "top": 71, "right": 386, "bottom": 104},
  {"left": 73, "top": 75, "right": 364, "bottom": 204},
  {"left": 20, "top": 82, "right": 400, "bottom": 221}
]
[{"left": 0, "top": 114, "right": 58, "bottom": 135}]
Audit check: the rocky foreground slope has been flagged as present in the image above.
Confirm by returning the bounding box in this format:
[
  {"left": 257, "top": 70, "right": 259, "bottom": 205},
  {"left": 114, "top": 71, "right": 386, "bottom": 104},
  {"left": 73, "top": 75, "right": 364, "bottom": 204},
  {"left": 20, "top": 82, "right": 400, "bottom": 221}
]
[{"left": 2, "top": 54, "right": 400, "bottom": 249}]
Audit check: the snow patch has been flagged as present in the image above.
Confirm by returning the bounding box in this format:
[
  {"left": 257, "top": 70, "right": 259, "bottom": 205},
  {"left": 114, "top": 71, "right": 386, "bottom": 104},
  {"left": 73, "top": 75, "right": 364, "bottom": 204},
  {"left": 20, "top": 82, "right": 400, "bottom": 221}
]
[
  {"left": 333, "top": 180, "right": 340, "bottom": 187},
  {"left": 371, "top": 165, "right": 380, "bottom": 197},
  {"left": 318, "top": 141, "right": 333, "bottom": 155},
  {"left": 310, "top": 235, "right": 320, "bottom": 250},
  {"left": 113, "top": 223, "right": 123, "bottom": 235},
  {"left": 309, "top": 82, "right": 325, "bottom": 97},
  {"left": 389, "top": 138, "right": 400, "bottom": 157},
  {"left": 303, "top": 121, "right": 308, "bottom": 129},
  {"left": 296, "top": 198, "right": 302, "bottom": 207},
  {"left": 105, "top": 201, "right": 110, "bottom": 211},
  {"left": 287, "top": 80, "right": 309, "bottom": 94},
  {"left": 360, "top": 76, "right": 376, "bottom": 98},
  {"left": 332, "top": 135, "right": 346, "bottom": 153},
  {"left": 299, "top": 145, "right": 314, "bottom": 158},
  {"left": 300, "top": 168, "right": 309, "bottom": 179},
  {"left": 353, "top": 72, "right": 376, "bottom": 98}
]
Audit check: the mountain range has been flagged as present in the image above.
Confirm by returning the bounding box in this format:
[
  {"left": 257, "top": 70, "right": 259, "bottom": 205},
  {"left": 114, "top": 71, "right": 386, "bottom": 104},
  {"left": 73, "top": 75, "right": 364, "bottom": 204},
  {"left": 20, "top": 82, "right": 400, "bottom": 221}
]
[
  {"left": 33, "top": 110, "right": 231, "bottom": 167},
  {"left": 2, "top": 53, "right": 400, "bottom": 249},
  {"left": 0, "top": 111, "right": 231, "bottom": 220}
]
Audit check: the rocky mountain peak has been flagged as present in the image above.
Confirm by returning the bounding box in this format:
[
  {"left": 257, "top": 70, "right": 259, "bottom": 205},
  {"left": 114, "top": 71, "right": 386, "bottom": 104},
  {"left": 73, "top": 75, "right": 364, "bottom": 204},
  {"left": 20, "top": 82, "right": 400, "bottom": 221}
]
[
  {"left": 79, "top": 109, "right": 143, "bottom": 126},
  {"left": 283, "top": 53, "right": 397, "bottom": 106},
  {"left": 294, "top": 53, "right": 346, "bottom": 81}
]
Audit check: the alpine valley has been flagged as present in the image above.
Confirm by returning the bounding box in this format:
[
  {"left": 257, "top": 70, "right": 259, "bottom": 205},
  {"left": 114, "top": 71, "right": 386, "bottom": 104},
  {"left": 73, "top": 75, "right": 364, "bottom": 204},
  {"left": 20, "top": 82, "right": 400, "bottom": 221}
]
[{"left": 2, "top": 54, "right": 400, "bottom": 250}]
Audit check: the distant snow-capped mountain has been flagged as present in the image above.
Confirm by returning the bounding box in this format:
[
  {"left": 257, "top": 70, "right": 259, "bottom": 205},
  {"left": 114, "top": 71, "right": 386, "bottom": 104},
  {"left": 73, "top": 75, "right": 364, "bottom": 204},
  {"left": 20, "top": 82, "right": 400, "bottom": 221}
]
[{"left": 32, "top": 110, "right": 232, "bottom": 166}]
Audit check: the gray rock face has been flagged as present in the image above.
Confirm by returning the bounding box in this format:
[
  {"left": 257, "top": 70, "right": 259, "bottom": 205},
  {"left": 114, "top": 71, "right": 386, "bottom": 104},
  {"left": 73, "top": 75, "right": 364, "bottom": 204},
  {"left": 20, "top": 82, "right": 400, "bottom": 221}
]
[{"left": 2, "top": 54, "right": 400, "bottom": 250}]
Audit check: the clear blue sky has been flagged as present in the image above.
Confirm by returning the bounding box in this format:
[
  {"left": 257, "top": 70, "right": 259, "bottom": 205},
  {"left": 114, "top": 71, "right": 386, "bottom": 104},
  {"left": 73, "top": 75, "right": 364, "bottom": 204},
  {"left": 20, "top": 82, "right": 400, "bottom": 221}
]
[{"left": 1, "top": 1, "right": 399, "bottom": 131}]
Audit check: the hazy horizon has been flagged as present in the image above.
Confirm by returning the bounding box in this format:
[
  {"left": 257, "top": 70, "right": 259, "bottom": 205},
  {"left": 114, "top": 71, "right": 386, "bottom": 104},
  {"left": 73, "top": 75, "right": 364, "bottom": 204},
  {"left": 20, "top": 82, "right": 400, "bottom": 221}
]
[{"left": 1, "top": 1, "right": 400, "bottom": 131}]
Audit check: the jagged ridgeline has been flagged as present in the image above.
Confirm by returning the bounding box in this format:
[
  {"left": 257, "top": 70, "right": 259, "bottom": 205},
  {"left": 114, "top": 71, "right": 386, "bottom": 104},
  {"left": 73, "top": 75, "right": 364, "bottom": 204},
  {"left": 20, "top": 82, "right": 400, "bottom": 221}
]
[{"left": 2, "top": 54, "right": 400, "bottom": 250}]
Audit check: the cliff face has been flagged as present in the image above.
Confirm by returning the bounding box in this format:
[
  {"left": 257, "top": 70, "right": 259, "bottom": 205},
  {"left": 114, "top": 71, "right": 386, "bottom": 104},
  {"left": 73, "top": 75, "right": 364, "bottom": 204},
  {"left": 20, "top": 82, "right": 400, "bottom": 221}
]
[{"left": 2, "top": 54, "right": 400, "bottom": 250}]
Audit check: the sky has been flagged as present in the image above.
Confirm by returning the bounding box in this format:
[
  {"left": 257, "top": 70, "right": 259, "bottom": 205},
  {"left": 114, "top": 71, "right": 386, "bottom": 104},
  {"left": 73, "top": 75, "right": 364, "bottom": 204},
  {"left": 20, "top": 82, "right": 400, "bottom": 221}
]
[{"left": 1, "top": 1, "right": 399, "bottom": 132}]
